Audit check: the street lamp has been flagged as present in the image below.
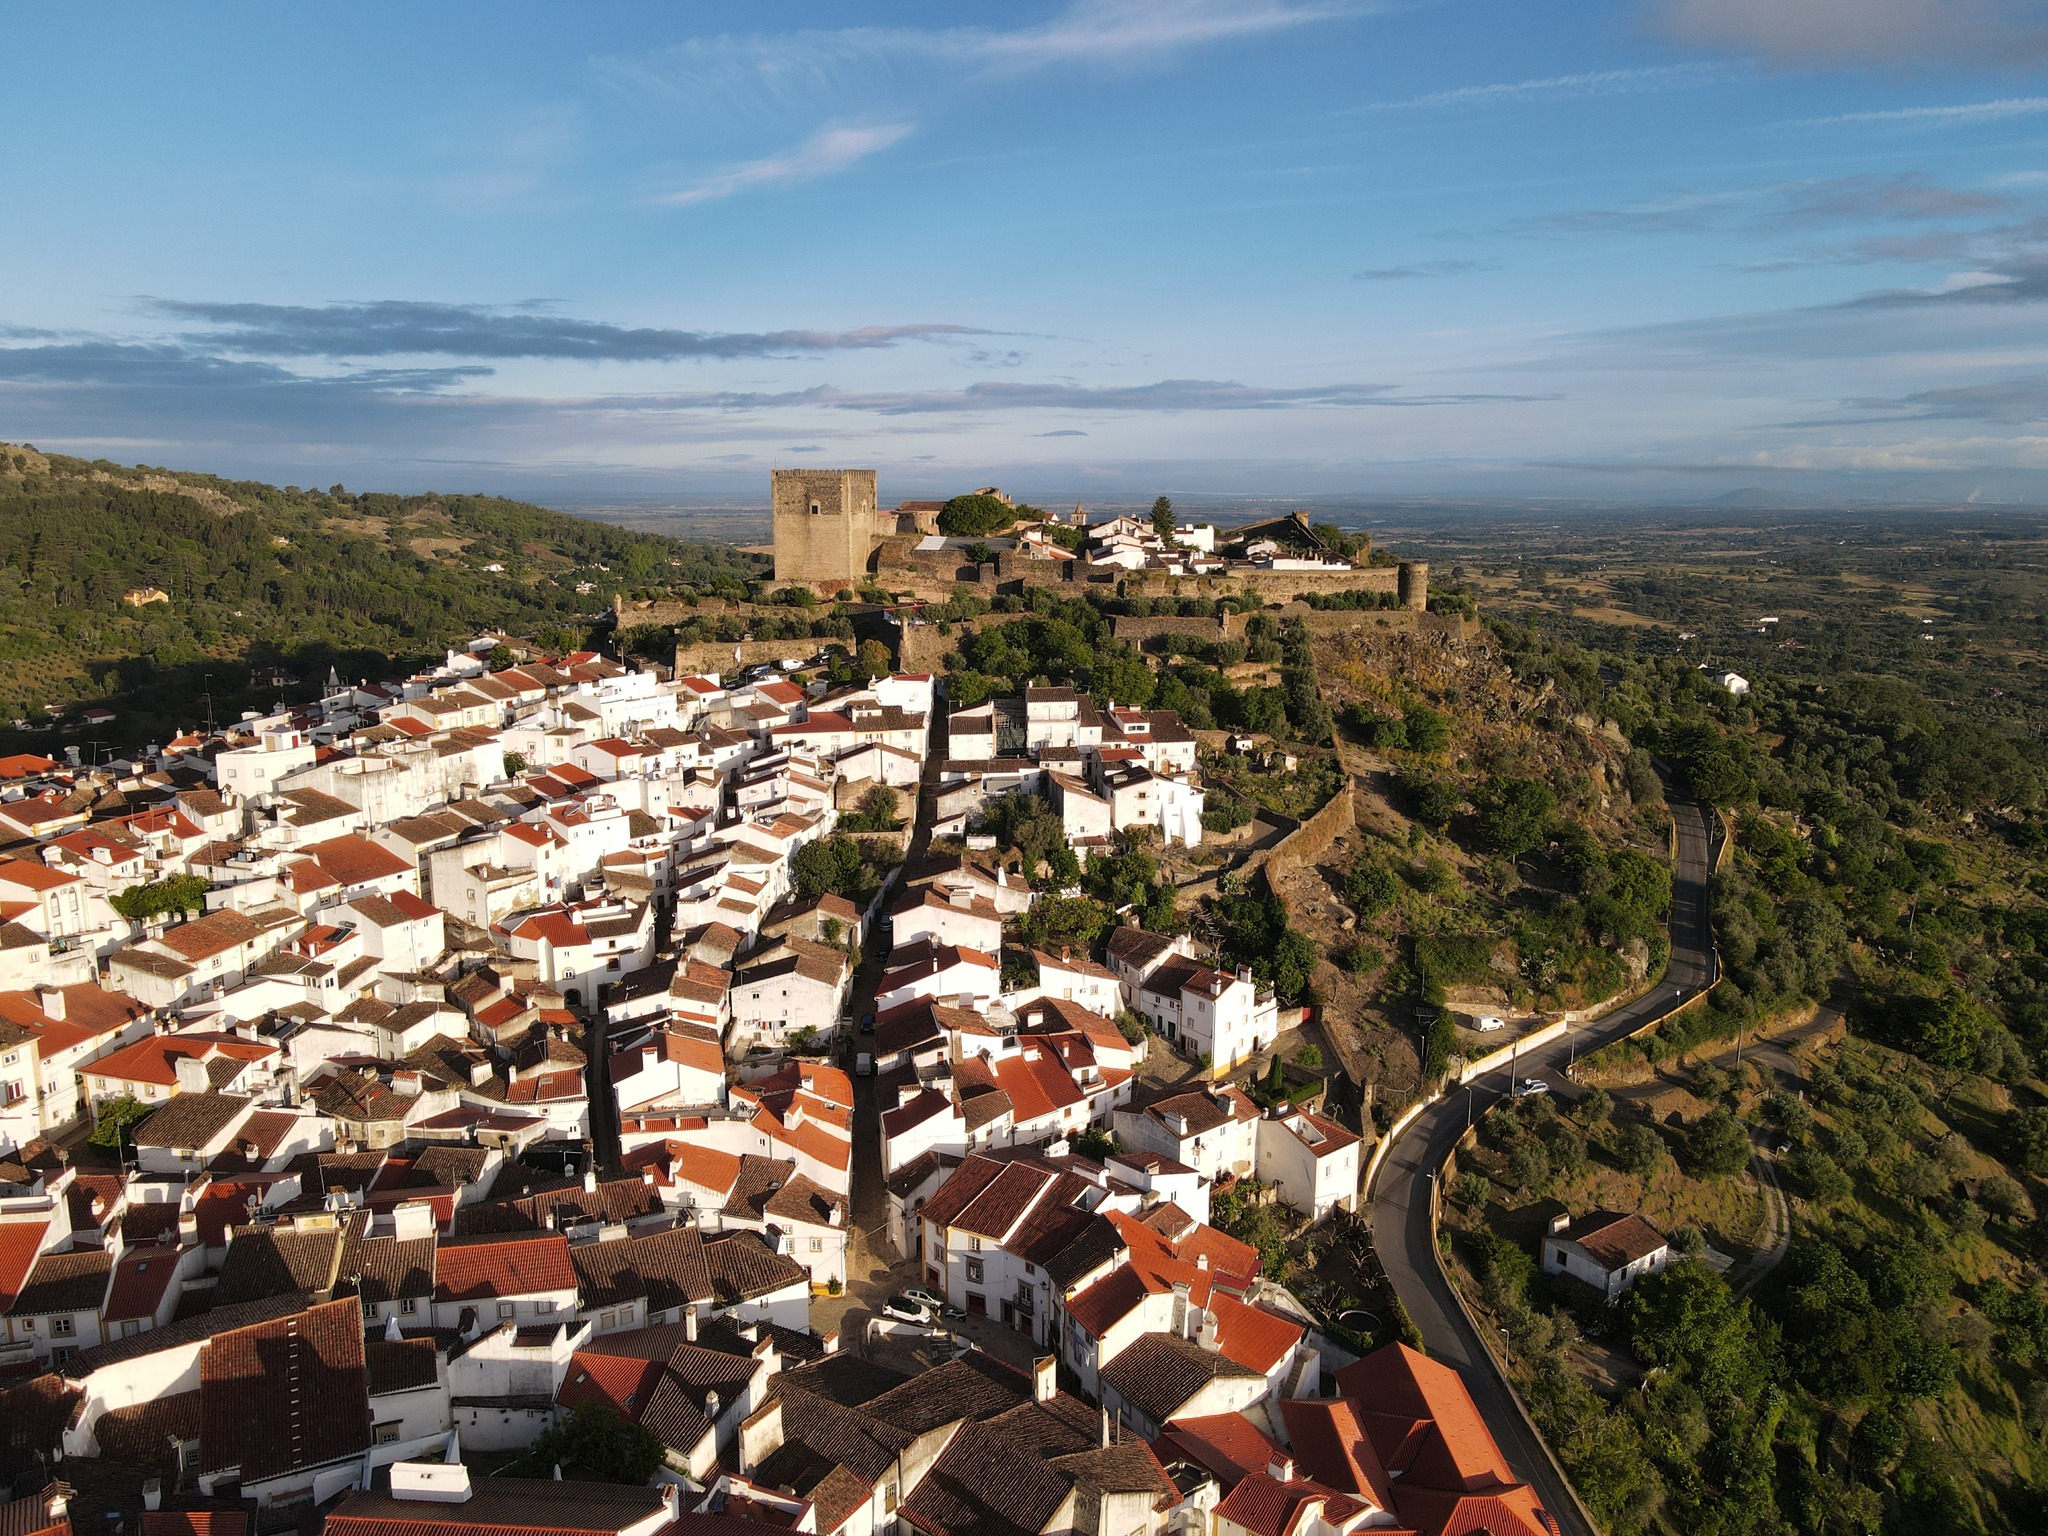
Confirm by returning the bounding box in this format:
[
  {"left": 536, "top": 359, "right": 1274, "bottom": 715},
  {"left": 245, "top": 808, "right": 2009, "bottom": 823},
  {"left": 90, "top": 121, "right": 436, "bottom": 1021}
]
[{"left": 1498, "top": 1325, "right": 1512, "bottom": 1370}]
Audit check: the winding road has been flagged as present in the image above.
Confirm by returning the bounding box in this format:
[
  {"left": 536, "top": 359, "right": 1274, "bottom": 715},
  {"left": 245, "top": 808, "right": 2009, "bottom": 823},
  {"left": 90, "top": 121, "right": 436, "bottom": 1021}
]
[{"left": 1367, "top": 799, "right": 1720, "bottom": 1536}]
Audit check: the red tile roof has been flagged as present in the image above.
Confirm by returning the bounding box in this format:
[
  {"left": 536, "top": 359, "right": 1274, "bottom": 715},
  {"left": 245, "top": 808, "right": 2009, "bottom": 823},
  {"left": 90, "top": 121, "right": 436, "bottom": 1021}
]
[
  {"left": 434, "top": 1232, "right": 577, "bottom": 1302},
  {"left": 1156, "top": 1410, "right": 1290, "bottom": 1488},
  {"left": 198, "top": 1297, "right": 371, "bottom": 1481},
  {"left": 0, "top": 1220, "right": 48, "bottom": 1312},
  {"left": 1209, "top": 1293, "right": 1305, "bottom": 1375}
]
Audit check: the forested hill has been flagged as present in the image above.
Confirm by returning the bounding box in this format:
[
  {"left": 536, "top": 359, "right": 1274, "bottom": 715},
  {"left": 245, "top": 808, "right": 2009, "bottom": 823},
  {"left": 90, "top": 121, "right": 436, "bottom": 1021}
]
[{"left": 0, "top": 443, "right": 761, "bottom": 746}]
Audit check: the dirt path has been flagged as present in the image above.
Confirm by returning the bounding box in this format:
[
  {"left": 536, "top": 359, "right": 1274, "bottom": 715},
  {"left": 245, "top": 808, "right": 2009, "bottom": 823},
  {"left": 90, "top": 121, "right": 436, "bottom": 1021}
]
[{"left": 1736, "top": 1132, "right": 1791, "bottom": 1299}]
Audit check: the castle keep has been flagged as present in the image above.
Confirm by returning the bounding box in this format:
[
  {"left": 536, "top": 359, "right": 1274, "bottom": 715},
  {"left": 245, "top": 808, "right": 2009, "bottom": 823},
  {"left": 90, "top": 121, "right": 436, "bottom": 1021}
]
[{"left": 771, "top": 468, "right": 880, "bottom": 586}]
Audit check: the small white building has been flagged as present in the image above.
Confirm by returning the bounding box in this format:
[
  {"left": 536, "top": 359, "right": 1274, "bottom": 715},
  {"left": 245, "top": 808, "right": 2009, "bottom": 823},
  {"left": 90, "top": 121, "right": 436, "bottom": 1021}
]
[
  {"left": 1254, "top": 1109, "right": 1363, "bottom": 1220},
  {"left": 1541, "top": 1210, "right": 1671, "bottom": 1301}
]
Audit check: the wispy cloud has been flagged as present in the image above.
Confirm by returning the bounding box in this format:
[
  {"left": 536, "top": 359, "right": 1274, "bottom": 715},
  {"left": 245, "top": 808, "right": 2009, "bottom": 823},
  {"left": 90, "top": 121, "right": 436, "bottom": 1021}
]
[
  {"left": 1355, "top": 259, "right": 1495, "bottom": 280},
  {"left": 595, "top": 378, "right": 1549, "bottom": 415},
  {"left": 1794, "top": 96, "right": 2048, "bottom": 127},
  {"left": 1770, "top": 173, "right": 2007, "bottom": 224},
  {"left": 600, "top": 1, "right": 1360, "bottom": 106},
  {"left": 138, "top": 298, "right": 984, "bottom": 361},
  {"left": 971, "top": 0, "right": 1363, "bottom": 71},
  {"left": 1357, "top": 63, "right": 1724, "bottom": 113},
  {"left": 650, "top": 122, "right": 914, "bottom": 207},
  {"left": 1656, "top": 0, "right": 2048, "bottom": 68}
]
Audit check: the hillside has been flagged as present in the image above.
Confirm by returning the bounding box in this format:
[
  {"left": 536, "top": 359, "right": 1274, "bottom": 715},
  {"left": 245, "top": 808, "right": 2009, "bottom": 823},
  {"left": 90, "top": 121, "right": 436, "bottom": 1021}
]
[{"left": 0, "top": 444, "right": 761, "bottom": 746}]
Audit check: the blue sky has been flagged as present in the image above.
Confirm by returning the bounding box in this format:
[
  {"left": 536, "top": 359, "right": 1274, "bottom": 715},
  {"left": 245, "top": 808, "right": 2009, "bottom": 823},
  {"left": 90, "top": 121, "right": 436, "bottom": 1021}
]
[{"left": 9, "top": 0, "right": 2048, "bottom": 503}]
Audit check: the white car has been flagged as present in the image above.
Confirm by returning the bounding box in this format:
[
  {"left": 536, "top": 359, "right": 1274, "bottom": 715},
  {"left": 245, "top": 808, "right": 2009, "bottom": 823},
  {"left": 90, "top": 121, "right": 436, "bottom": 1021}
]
[
  {"left": 1476, "top": 1016, "right": 1507, "bottom": 1032},
  {"left": 881, "top": 1295, "right": 934, "bottom": 1325},
  {"left": 1517, "top": 1078, "right": 1550, "bottom": 1097}
]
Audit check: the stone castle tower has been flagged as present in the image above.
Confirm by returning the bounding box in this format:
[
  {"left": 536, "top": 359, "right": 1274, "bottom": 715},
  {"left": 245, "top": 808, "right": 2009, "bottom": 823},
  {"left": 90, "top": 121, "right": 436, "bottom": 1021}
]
[{"left": 772, "top": 469, "right": 880, "bottom": 586}]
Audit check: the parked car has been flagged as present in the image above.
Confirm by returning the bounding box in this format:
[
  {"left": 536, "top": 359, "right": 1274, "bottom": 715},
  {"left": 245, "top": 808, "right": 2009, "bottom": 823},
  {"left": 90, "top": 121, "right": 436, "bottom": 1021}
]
[
  {"left": 1476, "top": 1016, "right": 1506, "bottom": 1032},
  {"left": 1516, "top": 1077, "right": 1550, "bottom": 1097},
  {"left": 859, "top": 1015, "right": 875, "bottom": 1035},
  {"left": 902, "top": 1285, "right": 965, "bottom": 1320},
  {"left": 881, "top": 1295, "right": 933, "bottom": 1324},
  {"left": 855, "top": 1052, "right": 875, "bottom": 1076}
]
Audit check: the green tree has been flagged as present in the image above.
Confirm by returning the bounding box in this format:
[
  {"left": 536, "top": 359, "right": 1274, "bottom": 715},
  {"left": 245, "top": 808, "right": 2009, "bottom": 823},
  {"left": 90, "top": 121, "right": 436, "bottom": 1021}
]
[
  {"left": 1475, "top": 776, "right": 1555, "bottom": 857},
  {"left": 513, "top": 1403, "right": 663, "bottom": 1484},
  {"left": 1686, "top": 1105, "right": 1754, "bottom": 1177},
  {"left": 856, "top": 637, "right": 892, "bottom": 679},
  {"left": 109, "top": 874, "right": 211, "bottom": 923},
  {"left": 1403, "top": 704, "right": 1451, "bottom": 754},
  {"left": 1150, "top": 496, "right": 1175, "bottom": 538},
  {"left": 88, "top": 1093, "right": 155, "bottom": 1151},
  {"left": 1615, "top": 1120, "right": 1664, "bottom": 1175},
  {"left": 937, "top": 493, "right": 1017, "bottom": 536}
]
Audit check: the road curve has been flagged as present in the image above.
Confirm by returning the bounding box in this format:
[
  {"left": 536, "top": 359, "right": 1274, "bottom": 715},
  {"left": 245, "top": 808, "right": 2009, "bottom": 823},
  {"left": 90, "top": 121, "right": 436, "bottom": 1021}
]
[{"left": 1368, "top": 800, "right": 1719, "bottom": 1536}]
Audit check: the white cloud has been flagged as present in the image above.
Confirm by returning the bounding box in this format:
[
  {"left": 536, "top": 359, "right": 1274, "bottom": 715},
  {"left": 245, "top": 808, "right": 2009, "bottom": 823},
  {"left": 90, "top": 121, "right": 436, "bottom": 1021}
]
[
  {"left": 1795, "top": 96, "right": 2048, "bottom": 127},
  {"left": 650, "top": 122, "right": 914, "bottom": 207},
  {"left": 1358, "top": 63, "right": 1725, "bottom": 113},
  {"left": 596, "top": 1, "right": 1358, "bottom": 118},
  {"left": 972, "top": 0, "right": 1360, "bottom": 71}
]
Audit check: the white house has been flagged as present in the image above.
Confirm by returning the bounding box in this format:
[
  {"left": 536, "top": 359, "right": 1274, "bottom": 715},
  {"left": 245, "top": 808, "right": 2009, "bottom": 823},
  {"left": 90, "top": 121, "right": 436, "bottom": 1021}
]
[
  {"left": 1253, "top": 1109, "right": 1363, "bottom": 1220},
  {"left": 1540, "top": 1210, "right": 1671, "bottom": 1301}
]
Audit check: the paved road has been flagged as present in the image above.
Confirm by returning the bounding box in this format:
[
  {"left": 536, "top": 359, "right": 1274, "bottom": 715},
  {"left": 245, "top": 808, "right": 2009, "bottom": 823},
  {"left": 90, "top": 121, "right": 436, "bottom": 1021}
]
[{"left": 1368, "top": 800, "right": 1719, "bottom": 1536}]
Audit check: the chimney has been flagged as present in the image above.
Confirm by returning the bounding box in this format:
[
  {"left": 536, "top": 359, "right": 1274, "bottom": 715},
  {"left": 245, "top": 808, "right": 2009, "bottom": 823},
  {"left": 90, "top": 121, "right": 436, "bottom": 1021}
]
[
  {"left": 173, "top": 1055, "right": 210, "bottom": 1094},
  {"left": 177, "top": 1208, "right": 199, "bottom": 1245},
  {"left": 1196, "top": 1307, "right": 1220, "bottom": 1352},
  {"left": 384, "top": 1313, "right": 404, "bottom": 1343},
  {"left": 705, "top": 1390, "right": 722, "bottom": 1423},
  {"left": 1548, "top": 1211, "right": 1572, "bottom": 1236},
  {"left": 45, "top": 1487, "right": 71, "bottom": 1523},
  {"left": 141, "top": 1480, "right": 162, "bottom": 1513},
  {"left": 35, "top": 984, "right": 65, "bottom": 1021},
  {"left": 1099, "top": 1406, "right": 1112, "bottom": 1450},
  {"left": 684, "top": 1302, "right": 699, "bottom": 1342},
  {"left": 1267, "top": 1456, "right": 1296, "bottom": 1483},
  {"left": 1032, "top": 1353, "right": 1057, "bottom": 1403}
]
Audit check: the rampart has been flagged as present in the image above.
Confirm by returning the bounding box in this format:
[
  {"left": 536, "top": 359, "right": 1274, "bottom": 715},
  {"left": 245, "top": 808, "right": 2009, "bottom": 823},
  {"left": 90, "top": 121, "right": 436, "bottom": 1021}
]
[{"left": 1246, "top": 779, "right": 1358, "bottom": 888}]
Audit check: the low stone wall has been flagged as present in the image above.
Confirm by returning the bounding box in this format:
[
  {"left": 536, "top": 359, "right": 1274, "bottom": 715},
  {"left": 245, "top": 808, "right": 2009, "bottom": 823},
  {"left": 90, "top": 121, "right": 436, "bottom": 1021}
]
[
  {"left": 1111, "top": 613, "right": 1242, "bottom": 645},
  {"left": 673, "top": 637, "right": 818, "bottom": 676},
  {"left": 1457, "top": 1021, "right": 1568, "bottom": 1085}
]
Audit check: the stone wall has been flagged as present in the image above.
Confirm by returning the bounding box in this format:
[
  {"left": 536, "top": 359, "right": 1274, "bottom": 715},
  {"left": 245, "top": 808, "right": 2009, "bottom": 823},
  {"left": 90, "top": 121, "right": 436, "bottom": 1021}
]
[
  {"left": 1258, "top": 779, "right": 1358, "bottom": 887},
  {"left": 897, "top": 611, "right": 1037, "bottom": 673},
  {"left": 1110, "top": 613, "right": 1241, "bottom": 646},
  {"left": 674, "top": 637, "right": 818, "bottom": 677}
]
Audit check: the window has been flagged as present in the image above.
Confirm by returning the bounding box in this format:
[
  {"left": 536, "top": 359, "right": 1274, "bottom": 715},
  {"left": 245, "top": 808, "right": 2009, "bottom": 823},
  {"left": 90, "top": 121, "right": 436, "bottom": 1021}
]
[
  {"left": 400, "top": 1297, "right": 418, "bottom": 1316},
  {"left": 536, "top": 1299, "right": 555, "bottom": 1313},
  {"left": 964, "top": 1257, "right": 984, "bottom": 1285},
  {"left": 967, "top": 1235, "right": 982, "bottom": 1252},
  {"left": 809, "top": 1237, "right": 823, "bottom": 1252},
  {"left": 496, "top": 1302, "right": 515, "bottom": 1320},
  {"left": 375, "top": 1423, "right": 402, "bottom": 1446},
  {"left": 601, "top": 1311, "right": 616, "bottom": 1330}
]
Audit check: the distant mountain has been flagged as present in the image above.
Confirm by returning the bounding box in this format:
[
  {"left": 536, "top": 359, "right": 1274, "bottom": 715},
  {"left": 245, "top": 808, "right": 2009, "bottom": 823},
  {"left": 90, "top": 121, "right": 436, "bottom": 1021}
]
[{"left": 0, "top": 443, "right": 759, "bottom": 745}]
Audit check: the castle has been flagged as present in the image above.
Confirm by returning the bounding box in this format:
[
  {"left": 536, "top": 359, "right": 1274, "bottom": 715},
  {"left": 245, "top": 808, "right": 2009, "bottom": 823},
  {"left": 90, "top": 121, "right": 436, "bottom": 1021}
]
[{"left": 766, "top": 466, "right": 1428, "bottom": 611}]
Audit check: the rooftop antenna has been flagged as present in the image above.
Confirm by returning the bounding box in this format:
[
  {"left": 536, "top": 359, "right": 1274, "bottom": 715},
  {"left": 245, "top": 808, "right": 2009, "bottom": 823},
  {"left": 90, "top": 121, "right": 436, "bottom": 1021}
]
[{"left": 202, "top": 673, "right": 216, "bottom": 736}]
